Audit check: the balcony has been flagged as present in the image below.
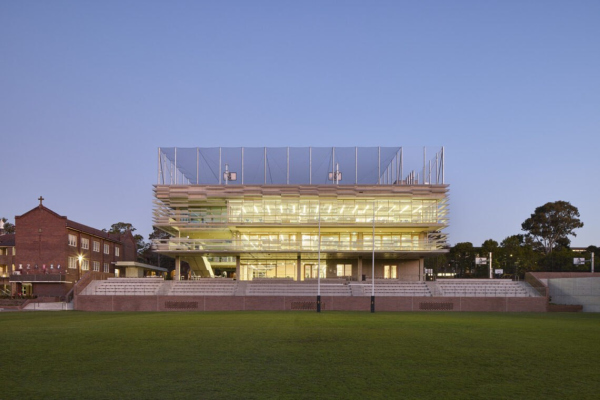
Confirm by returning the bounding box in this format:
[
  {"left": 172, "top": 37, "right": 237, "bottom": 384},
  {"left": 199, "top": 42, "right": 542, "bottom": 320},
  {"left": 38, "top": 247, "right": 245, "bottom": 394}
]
[{"left": 153, "top": 237, "right": 447, "bottom": 253}]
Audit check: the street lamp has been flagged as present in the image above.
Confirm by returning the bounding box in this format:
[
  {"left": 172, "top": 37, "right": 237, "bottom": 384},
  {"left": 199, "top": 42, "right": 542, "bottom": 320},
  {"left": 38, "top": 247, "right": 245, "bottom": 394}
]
[{"left": 78, "top": 255, "right": 83, "bottom": 281}]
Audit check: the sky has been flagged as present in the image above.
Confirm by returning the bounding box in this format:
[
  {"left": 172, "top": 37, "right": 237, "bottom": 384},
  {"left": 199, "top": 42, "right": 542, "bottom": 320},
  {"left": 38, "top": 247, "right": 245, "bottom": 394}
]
[{"left": 1, "top": 0, "right": 599, "bottom": 247}]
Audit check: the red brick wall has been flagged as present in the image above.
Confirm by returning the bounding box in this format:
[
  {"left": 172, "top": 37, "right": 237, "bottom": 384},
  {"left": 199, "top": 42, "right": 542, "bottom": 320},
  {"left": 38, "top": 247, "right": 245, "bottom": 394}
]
[
  {"left": 75, "top": 295, "right": 548, "bottom": 312},
  {"left": 14, "top": 206, "right": 131, "bottom": 297},
  {"left": 120, "top": 230, "right": 138, "bottom": 262},
  {"left": 15, "top": 206, "right": 71, "bottom": 279}
]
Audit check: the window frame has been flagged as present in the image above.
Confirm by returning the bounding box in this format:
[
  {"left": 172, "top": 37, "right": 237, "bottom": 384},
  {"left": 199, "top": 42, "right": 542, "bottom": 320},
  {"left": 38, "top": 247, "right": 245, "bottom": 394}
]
[{"left": 68, "top": 234, "right": 77, "bottom": 247}]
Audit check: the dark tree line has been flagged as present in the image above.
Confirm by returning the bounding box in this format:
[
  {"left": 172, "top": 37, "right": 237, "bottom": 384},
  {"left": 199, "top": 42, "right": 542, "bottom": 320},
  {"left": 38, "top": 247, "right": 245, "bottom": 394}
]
[{"left": 426, "top": 201, "right": 596, "bottom": 278}]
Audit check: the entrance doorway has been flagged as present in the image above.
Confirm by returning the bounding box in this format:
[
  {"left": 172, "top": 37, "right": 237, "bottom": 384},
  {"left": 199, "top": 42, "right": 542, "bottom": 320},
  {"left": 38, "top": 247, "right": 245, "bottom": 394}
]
[
  {"left": 303, "top": 264, "right": 325, "bottom": 279},
  {"left": 21, "top": 283, "right": 32, "bottom": 296}
]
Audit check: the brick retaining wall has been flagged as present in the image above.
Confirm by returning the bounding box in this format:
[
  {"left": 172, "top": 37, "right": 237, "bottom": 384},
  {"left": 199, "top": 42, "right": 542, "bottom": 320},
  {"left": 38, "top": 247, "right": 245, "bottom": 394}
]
[{"left": 75, "top": 295, "right": 548, "bottom": 312}]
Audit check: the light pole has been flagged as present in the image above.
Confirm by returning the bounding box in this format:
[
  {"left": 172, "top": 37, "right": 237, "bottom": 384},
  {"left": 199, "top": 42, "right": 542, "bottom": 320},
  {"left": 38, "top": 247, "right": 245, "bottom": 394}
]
[
  {"left": 77, "top": 255, "right": 83, "bottom": 282},
  {"left": 317, "top": 202, "right": 321, "bottom": 313},
  {"left": 371, "top": 202, "right": 375, "bottom": 313}
]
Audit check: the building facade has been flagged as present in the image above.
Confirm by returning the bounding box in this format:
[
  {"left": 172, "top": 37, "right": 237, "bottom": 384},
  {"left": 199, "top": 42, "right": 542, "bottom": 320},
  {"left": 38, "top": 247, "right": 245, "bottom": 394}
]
[
  {"left": 8, "top": 198, "right": 137, "bottom": 297},
  {"left": 152, "top": 147, "right": 449, "bottom": 281},
  {"left": 0, "top": 233, "right": 16, "bottom": 295}
]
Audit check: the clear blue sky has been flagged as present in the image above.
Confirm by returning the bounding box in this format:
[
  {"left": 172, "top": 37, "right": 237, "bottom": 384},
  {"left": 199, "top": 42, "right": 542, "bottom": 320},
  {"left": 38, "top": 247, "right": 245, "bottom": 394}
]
[{"left": 1, "top": 0, "right": 599, "bottom": 247}]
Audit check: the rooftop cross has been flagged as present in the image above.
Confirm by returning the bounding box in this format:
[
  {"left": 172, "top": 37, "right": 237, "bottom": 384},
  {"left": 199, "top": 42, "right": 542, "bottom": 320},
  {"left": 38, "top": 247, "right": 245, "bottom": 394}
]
[{"left": 38, "top": 196, "right": 44, "bottom": 206}]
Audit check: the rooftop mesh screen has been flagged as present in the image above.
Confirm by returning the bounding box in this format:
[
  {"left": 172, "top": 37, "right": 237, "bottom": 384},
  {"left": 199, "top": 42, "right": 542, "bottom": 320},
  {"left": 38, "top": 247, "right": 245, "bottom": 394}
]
[{"left": 158, "top": 147, "right": 444, "bottom": 186}]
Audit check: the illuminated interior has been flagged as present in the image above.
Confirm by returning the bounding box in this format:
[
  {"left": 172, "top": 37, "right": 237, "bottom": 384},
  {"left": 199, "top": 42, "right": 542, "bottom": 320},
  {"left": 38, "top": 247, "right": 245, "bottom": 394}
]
[{"left": 153, "top": 146, "right": 449, "bottom": 281}]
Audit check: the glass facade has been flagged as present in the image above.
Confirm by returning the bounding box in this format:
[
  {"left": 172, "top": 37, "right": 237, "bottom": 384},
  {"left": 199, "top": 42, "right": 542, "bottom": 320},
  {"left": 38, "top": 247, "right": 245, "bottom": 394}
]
[
  {"left": 154, "top": 232, "right": 439, "bottom": 253},
  {"left": 156, "top": 198, "right": 447, "bottom": 227},
  {"left": 153, "top": 147, "right": 449, "bottom": 281}
]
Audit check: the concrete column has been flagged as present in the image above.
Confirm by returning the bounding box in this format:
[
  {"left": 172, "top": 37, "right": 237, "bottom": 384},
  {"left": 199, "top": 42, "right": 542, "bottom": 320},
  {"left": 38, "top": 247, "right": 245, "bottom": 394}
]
[
  {"left": 235, "top": 256, "right": 240, "bottom": 280},
  {"left": 357, "top": 256, "right": 363, "bottom": 281},
  {"left": 296, "top": 255, "right": 301, "bottom": 281},
  {"left": 175, "top": 256, "right": 181, "bottom": 281}
]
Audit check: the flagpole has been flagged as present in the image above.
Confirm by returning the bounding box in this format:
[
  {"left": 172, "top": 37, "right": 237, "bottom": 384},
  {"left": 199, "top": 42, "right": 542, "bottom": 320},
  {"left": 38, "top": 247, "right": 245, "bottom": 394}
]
[
  {"left": 317, "top": 202, "right": 321, "bottom": 313},
  {"left": 371, "top": 202, "right": 375, "bottom": 313}
]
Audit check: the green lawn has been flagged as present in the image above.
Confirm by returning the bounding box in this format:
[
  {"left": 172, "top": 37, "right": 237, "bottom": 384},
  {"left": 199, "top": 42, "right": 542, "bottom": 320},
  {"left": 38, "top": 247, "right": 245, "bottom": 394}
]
[{"left": 1, "top": 311, "right": 599, "bottom": 399}]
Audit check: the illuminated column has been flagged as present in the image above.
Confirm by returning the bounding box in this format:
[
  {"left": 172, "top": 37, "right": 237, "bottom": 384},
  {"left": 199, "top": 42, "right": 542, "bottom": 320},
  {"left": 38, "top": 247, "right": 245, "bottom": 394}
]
[
  {"left": 235, "top": 256, "right": 240, "bottom": 280},
  {"left": 175, "top": 256, "right": 181, "bottom": 281}
]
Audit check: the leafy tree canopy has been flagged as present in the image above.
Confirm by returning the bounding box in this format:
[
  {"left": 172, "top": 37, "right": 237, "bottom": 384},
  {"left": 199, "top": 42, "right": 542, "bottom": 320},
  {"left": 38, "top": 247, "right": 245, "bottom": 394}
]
[
  {"left": 521, "top": 201, "right": 583, "bottom": 254},
  {"left": 107, "top": 222, "right": 136, "bottom": 234},
  {"left": 449, "top": 242, "right": 476, "bottom": 277},
  {"left": 106, "top": 222, "right": 147, "bottom": 257},
  {"left": 1, "top": 218, "right": 15, "bottom": 234}
]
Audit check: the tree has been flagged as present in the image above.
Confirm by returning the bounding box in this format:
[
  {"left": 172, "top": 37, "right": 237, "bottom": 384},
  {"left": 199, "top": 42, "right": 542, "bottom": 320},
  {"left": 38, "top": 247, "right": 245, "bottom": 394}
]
[
  {"left": 424, "top": 246, "right": 449, "bottom": 279},
  {"left": 521, "top": 201, "right": 583, "bottom": 254},
  {"left": 1, "top": 218, "right": 15, "bottom": 234},
  {"left": 139, "top": 227, "right": 175, "bottom": 275},
  {"left": 499, "top": 234, "right": 539, "bottom": 278},
  {"left": 107, "top": 222, "right": 146, "bottom": 258},
  {"left": 108, "top": 222, "right": 136, "bottom": 234},
  {"left": 449, "top": 242, "right": 475, "bottom": 277},
  {"left": 478, "top": 239, "right": 500, "bottom": 277}
]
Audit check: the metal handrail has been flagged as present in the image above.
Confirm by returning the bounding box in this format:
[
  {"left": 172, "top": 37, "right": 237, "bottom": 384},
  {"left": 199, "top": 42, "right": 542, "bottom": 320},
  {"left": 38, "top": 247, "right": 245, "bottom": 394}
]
[{"left": 152, "top": 237, "right": 447, "bottom": 252}]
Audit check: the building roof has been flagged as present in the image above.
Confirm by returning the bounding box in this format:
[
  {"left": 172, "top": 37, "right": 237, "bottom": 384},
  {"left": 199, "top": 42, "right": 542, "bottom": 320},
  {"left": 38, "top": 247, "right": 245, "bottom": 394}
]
[
  {"left": 66, "top": 220, "right": 122, "bottom": 243},
  {"left": 114, "top": 261, "right": 168, "bottom": 272},
  {"left": 16, "top": 203, "right": 126, "bottom": 244},
  {"left": 0, "top": 234, "right": 15, "bottom": 247}
]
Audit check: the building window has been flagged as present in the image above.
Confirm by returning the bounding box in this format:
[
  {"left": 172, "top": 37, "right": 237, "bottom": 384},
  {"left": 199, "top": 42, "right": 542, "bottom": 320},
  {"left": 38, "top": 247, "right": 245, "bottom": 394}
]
[
  {"left": 68, "top": 257, "right": 78, "bottom": 269},
  {"left": 81, "top": 259, "right": 89, "bottom": 271},
  {"left": 104, "top": 244, "right": 110, "bottom": 254},
  {"left": 384, "top": 265, "right": 397, "bottom": 279},
  {"left": 336, "top": 264, "right": 352, "bottom": 277},
  {"left": 93, "top": 261, "right": 100, "bottom": 272},
  {"left": 68, "top": 234, "right": 77, "bottom": 247},
  {"left": 103, "top": 263, "right": 109, "bottom": 273},
  {"left": 115, "top": 247, "right": 120, "bottom": 257},
  {"left": 93, "top": 241, "right": 100, "bottom": 252},
  {"left": 81, "top": 238, "right": 89, "bottom": 250}
]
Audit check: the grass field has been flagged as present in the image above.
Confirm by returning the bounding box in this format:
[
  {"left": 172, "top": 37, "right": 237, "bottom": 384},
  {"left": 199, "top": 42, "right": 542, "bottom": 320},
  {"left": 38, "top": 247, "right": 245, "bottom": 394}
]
[{"left": 1, "top": 311, "right": 599, "bottom": 399}]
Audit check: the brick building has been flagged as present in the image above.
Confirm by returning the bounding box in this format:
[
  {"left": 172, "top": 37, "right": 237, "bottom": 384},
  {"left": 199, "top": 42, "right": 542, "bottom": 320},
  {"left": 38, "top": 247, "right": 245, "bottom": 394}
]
[
  {"left": 0, "top": 233, "right": 15, "bottom": 295},
  {"left": 8, "top": 198, "right": 137, "bottom": 298}
]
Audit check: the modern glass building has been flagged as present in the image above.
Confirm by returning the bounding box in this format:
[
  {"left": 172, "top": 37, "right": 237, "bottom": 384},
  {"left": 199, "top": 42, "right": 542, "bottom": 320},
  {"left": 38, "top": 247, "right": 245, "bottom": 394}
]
[{"left": 152, "top": 147, "right": 449, "bottom": 281}]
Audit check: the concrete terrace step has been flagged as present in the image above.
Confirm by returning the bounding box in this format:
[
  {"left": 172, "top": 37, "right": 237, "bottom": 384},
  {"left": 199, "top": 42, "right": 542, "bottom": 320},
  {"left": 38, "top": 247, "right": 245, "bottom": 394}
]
[{"left": 23, "top": 302, "right": 73, "bottom": 311}]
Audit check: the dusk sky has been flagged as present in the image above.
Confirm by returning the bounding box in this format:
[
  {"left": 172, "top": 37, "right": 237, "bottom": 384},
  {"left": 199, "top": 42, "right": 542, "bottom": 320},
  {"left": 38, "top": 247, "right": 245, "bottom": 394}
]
[{"left": 2, "top": 1, "right": 599, "bottom": 248}]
